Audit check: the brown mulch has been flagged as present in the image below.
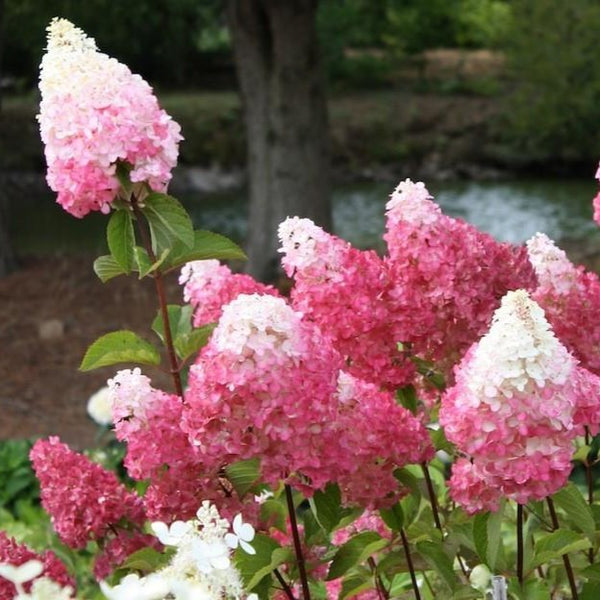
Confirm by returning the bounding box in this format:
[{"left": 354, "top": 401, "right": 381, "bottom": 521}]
[{"left": 0, "top": 255, "right": 181, "bottom": 450}]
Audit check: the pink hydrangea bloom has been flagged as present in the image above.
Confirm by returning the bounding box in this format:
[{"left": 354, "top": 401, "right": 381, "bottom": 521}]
[
  {"left": 182, "top": 294, "right": 344, "bottom": 493},
  {"left": 594, "top": 191, "right": 600, "bottom": 226},
  {"left": 332, "top": 510, "right": 392, "bottom": 546},
  {"left": 180, "top": 260, "right": 279, "bottom": 327},
  {"left": 0, "top": 532, "right": 75, "bottom": 600},
  {"left": 30, "top": 436, "right": 144, "bottom": 548},
  {"left": 440, "top": 290, "right": 595, "bottom": 513},
  {"left": 278, "top": 217, "right": 414, "bottom": 389},
  {"left": 333, "top": 372, "right": 433, "bottom": 507},
  {"left": 527, "top": 232, "right": 600, "bottom": 378},
  {"left": 384, "top": 179, "right": 537, "bottom": 379},
  {"left": 108, "top": 368, "right": 254, "bottom": 523},
  {"left": 38, "top": 18, "right": 181, "bottom": 217}
]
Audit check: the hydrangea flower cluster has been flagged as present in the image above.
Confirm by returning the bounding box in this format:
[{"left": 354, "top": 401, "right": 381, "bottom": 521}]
[
  {"left": 182, "top": 294, "right": 432, "bottom": 501},
  {"left": 439, "top": 290, "right": 600, "bottom": 513},
  {"left": 108, "top": 368, "right": 248, "bottom": 524},
  {"left": 0, "top": 560, "right": 76, "bottom": 600},
  {"left": 384, "top": 179, "right": 537, "bottom": 376},
  {"left": 0, "top": 533, "right": 75, "bottom": 600},
  {"left": 38, "top": 18, "right": 181, "bottom": 217},
  {"left": 278, "top": 217, "right": 414, "bottom": 389},
  {"left": 29, "top": 437, "right": 145, "bottom": 549},
  {"left": 527, "top": 232, "right": 600, "bottom": 376},
  {"left": 180, "top": 260, "right": 279, "bottom": 327},
  {"left": 101, "top": 502, "right": 256, "bottom": 600}
]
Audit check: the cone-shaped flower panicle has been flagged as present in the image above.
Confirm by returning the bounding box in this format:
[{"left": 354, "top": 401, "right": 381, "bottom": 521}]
[
  {"left": 440, "top": 290, "right": 596, "bottom": 513},
  {"left": 180, "top": 260, "right": 279, "bottom": 328},
  {"left": 30, "top": 436, "right": 144, "bottom": 548},
  {"left": 527, "top": 232, "right": 600, "bottom": 379},
  {"left": 38, "top": 18, "right": 182, "bottom": 217},
  {"left": 182, "top": 293, "right": 344, "bottom": 492},
  {"left": 278, "top": 217, "right": 414, "bottom": 389},
  {"left": 384, "top": 179, "right": 537, "bottom": 378}
]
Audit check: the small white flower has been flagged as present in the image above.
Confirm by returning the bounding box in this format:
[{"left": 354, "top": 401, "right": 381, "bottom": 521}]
[
  {"left": 99, "top": 573, "right": 170, "bottom": 600},
  {"left": 86, "top": 386, "right": 113, "bottom": 426},
  {"left": 0, "top": 560, "right": 44, "bottom": 585},
  {"left": 253, "top": 490, "right": 274, "bottom": 504},
  {"left": 191, "top": 539, "right": 231, "bottom": 574},
  {"left": 151, "top": 520, "right": 192, "bottom": 547},
  {"left": 469, "top": 564, "right": 492, "bottom": 592},
  {"left": 225, "top": 514, "right": 256, "bottom": 555}
]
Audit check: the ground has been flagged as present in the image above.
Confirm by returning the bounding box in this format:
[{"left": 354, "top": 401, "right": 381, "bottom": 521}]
[{"left": 0, "top": 254, "right": 181, "bottom": 449}]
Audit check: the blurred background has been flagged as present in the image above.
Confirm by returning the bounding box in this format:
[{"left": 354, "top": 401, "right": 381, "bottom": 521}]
[{"left": 2, "top": 0, "right": 600, "bottom": 445}]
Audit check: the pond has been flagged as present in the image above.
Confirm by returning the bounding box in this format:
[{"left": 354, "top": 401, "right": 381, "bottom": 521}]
[{"left": 9, "top": 178, "right": 598, "bottom": 255}]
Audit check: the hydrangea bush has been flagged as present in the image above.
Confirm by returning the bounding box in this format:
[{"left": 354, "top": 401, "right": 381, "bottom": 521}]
[{"left": 4, "top": 16, "right": 600, "bottom": 600}]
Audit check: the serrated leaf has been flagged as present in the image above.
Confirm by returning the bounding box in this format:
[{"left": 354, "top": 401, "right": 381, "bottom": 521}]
[
  {"left": 416, "top": 540, "right": 458, "bottom": 591},
  {"left": 175, "top": 325, "right": 216, "bottom": 362},
  {"left": 430, "top": 427, "right": 454, "bottom": 453},
  {"left": 115, "top": 161, "right": 133, "bottom": 194},
  {"left": 235, "top": 534, "right": 281, "bottom": 591},
  {"left": 163, "top": 229, "right": 247, "bottom": 273},
  {"left": 152, "top": 305, "right": 192, "bottom": 344},
  {"left": 225, "top": 458, "right": 261, "bottom": 498},
  {"left": 133, "top": 246, "right": 169, "bottom": 278},
  {"left": 93, "top": 255, "right": 127, "bottom": 283},
  {"left": 531, "top": 529, "right": 591, "bottom": 569},
  {"left": 107, "top": 209, "right": 135, "bottom": 272},
  {"left": 142, "top": 193, "right": 194, "bottom": 253},
  {"left": 119, "top": 546, "right": 170, "bottom": 573},
  {"left": 310, "top": 483, "right": 343, "bottom": 533},
  {"left": 327, "top": 532, "right": 387, "bottom": 580},
  {"left": 79, "top": 330, "right": 161, "bottom": 371},
  {"left": 552, "top": 483, "right": 596, "bottom": 540},
  {"left": 396, "top": 385, "right": 417, "bottom": 414}
]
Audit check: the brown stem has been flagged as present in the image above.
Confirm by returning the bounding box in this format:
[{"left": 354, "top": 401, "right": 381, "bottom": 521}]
[
  {"left": 274, "top": 568, "right": 297, "bottom": 600},
  {"left": 131, "top": 199, "right": 183, "bottom": 398},
  {"left": 368, "top": 557, "right": 389, "bottom": 600},
  {"left": 284, "top": 484, "right": 311, "bottom": 600},
  {"left": 585, "top": 427, "right": 594, "bottom": 564},
  {"left": 421, "top": 463, "right": 442, "bottom": 531},
  {"left": 400, "top": 527, "right": 421, "bottom": 600},
  {"left": 517, "top": 504, "right": 524, "bottom": 587},
  {"left": 547, "top": 497, "right": 579, "bottom": 600}
]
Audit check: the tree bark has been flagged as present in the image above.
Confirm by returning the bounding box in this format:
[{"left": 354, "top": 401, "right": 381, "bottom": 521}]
[{"left": 226, "top": 0, "right": 331, "bottom": 281}]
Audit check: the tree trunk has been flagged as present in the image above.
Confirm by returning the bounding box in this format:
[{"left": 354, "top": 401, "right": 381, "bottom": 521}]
[{"left": 226, "top": 0, "right": 332, "bottom": 281}]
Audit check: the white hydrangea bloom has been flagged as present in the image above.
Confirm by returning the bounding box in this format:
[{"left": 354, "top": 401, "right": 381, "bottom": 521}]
[
  {"left": 16, "top": 577, "right": 77, "bottom": 600},
  {"left": 86, "top": 386, "right": 113, "bottom": 426},
  {"left": 465, "top": 290, "right": 575, "bottom": 402},
  {"left": 107, "top": 367, "right": 156, "bottom": 422},
  {"left": 100, "top": 573, "right": 170, "bottom": 600},
  {"left": 385, "top": 179, "right": 441, "bottom": 226},
  {"left": 526, "top": 232, "right": 578, "bottom": 294}
]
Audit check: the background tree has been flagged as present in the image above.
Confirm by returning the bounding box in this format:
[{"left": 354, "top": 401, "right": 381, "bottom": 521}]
[{"left": 226, "top": 0, "right": 332, "bottom": 281}]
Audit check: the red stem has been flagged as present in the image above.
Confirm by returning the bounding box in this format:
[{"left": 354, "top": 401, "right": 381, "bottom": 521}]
[{"left": 284, "top": 484, "right": 311, "bottom": 600}]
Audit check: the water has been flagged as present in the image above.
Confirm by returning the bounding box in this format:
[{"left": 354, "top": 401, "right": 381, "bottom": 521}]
[{"left": 9, "top": 179, "right": 598, "bottom": 255}]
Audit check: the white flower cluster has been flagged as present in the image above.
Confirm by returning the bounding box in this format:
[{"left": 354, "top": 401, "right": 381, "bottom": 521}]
[
  {"left": 526, "top": 232, "right": 578, "bottom": 294},
  {"left": 465, "top": 289, "right": 575, "bottom": 402},
  {"left": 0, "top": 560, "right": 76, "bottom": 600},
  {"left": 101, "top": 501, "right": 257, "bottom": 600}
]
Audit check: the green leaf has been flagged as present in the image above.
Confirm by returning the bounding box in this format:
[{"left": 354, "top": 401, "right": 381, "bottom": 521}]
[
  {"left": 79, "top": 330, "right": 161, "bottom": 371},
  {"left": 473, "top": 501, "right": 504, "bottom": 571},
  {"left": 175, "top": 325, "right": 216, "bottom": 362},
  {"left": 245, "top": 547, "right": 293, "bottom": 591},
  {"left": 152, "top": 305, "right": 192, "bottom": 344},
  {"left": 340, "top": 573, "right": 375, "bottom": 600},
  {"left": 582, "top": 581, "right": 600, "bottom": 600},
  {"left": 396, "top": 385, "right": 417, "bottom": 414},
  {"left": 115, "top": 161, "right": 133, "bottom": 194},
  {"left": 582, "top": 563, "right": 600, "bottom": 582},
  {"left": 235, "top": 534, "right": 281, "bottom": 591},
  {"left": 163, "top": 229, "right": 247, "bottom": 273},
  {"left": 327, "top": 532, "right": 387, "bottom": 580},
  {"left": 118, "top": 547, "right": 169, "bottom": 574},
  {"left": 552, "top": 483, "right": 596, "bottom": 540},
  {"left": 225, "top": 458, "right": 261, "bottom": 498},
  {"left": 93, "top": 255, "right": 127, "bottom": 283},
  {"left": 141, "top": 193, "right": 194, "bottom": 253},
  {"left": 430, "top": 427, "right": 454, "bottom": 453},
  {"left": 133, "top": 246, "right": 170, "bottom": 278},
  {"left": 107, "top": 209, "right": 135, "bottom": 272},
  {"left": 573, "top": 444, "right": 592, "bottom": 463},
  {"left": 310, "top": 483, "right": 343, "bottom": 533},
  {"left": 379, "top": 503, "right": 404, "bottom": 531},
  {"left": 531, "top": 529, "right": 591, "bottom": 569},
  {"left": 415, "top": 540, "right": 458, "bottom": 591}
]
